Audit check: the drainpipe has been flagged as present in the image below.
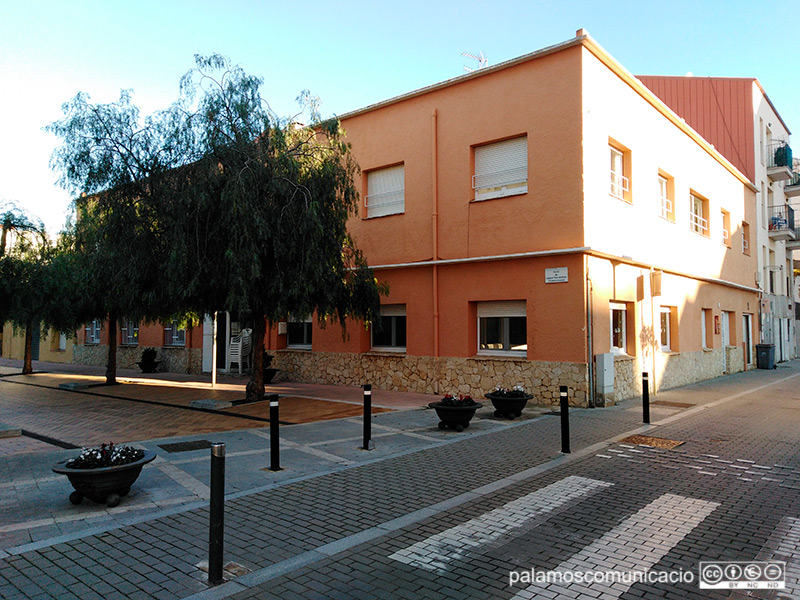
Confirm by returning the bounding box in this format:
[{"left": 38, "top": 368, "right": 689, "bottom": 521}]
[
  {"left": 585, "top": 255, "right": 594, "bottom": 407},
  {"left": 649, "top": 267, "right": 657, "bottom": 395},
  {"left": 432, "top": 109, "right": 440, "bottom": 393}
]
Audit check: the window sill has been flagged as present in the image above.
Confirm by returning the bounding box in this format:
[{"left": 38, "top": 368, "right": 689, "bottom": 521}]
[
  {"left": 702, "top": 347, "right": 714, "bottom": 353},
  {"left": 163, "top": 344, "right": 186, "bottom": 349},
  {"left": 661, "top": 350, "right": 680, "bottom": 356},
  {"left": 610, "top": 194, "right": 632, "bottom": 204},
  {"left": 472, "top": 353, "right": 527, "bottom": 361},
  {"left": 613, "top": 353, "right": 635, "bottom": 361},
  {"left": 363, "top": 211, "right": 405, "bottom": 220},
  {"left": 659, "top": 215, "right": 676, "bottom": 224},
  {"left": 470, "top": 189, "right": 527, "bottom": 203},
  {"left": 364, "top": 349, "right": 406, "bottom": 357},
  {"left": 285, "top": 345, "right": 312, "bottom": 352}
]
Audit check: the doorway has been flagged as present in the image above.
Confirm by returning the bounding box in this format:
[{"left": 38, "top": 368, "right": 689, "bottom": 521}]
[
  {"left": 742, "top": 314, "right": 753, "bottom": 366},
  {"left": 721, "top": 311, "right": 730, "bottom": 372}
]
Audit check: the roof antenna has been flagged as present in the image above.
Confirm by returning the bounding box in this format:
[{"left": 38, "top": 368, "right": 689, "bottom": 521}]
[{"left": 462, "top": 51, "right": 488, "bottom": 72}]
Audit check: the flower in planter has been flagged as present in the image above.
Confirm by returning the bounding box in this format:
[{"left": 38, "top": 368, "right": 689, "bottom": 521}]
[
  {"left": 439, "top": 393, "right": 478, "bottom": 407},
  {"left": 66, "top": 442, "right": 145, "bottom": 469},
  {"left": 491, "top": 384, "right": 528, "bottom": 398}
]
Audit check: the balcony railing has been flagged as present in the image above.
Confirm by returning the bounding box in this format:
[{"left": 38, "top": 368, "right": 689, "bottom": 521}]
[
  {"left": 768, "top": 204, "right": 796, "bottom": 241},
  {"left": 767, "top": 142, "right": 793, "bottom": 181},
  {"left": 787, "top": 228, "right": 800, "bottom": 250},
  {"left": 786, "top": 171, "right": 800, "bottom": 198}
]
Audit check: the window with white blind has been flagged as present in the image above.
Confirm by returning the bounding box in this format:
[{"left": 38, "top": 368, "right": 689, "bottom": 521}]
[
  {"left": 473, "top": 136, "right": 528, "bottom": 201},
  {"left": 660, "top": 306, "right": 673, "bottom": 351},
  {"left": 609, "top": 144, "right": 631, "bottom": 201},
  {"left": 659, "top": 172, "right": 675, "bottom": 221},
  {"left": 365, "top": 164, "right": 404, "bottom": 218},
  {"left": 120, "top": 320, "right": 139, "bottom": 346},
  {"left": 371, "top": 305, "right": 406, "bottom": 351},
  {"left": 610, "top": 302, "right": 628, "bottom": 354},
  {"left": 477, "top": 301, "right": 527, "bottom": 356},
  {"left": 690, "top": 193, "right": 709, "bottom": 236},
  {"left": 85, "top": 320, "right": 101, "bottom": 345},
  {"left": 164, "top": 321, "right": 186, "bottom": 346},
  {"left": 720, "top": 209, "right": 731, "bottom": 247}
]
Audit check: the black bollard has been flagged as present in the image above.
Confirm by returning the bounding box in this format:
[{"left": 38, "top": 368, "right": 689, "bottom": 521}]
[
  {"left": 362, "top": 384, "right": 374, "bottom": 450},
  {"left": 560, "top": 386, "right": 570, "bottom": 454},
  {"left": 642, "top": 372, "right": 650, "bottom": 424},
  {"left": 269, "top": 394, "right": 281, "bottom": 471},
  {"left": 208, "top": 442, "right": 225, "bottom": 585}
]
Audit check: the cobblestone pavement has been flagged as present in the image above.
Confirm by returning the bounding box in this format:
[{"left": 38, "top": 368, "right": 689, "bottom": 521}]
[{"left": 1, "top": 362, "right": 799, "bottom": 598}]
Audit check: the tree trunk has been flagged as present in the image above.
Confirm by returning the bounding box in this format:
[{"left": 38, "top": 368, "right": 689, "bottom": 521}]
[
  {"left": 186, "top": 321, "right": 193, "bottom": 374},
  {"left": 0, "top": 219, "right": 9, "bottom": 257},
  {"left": 106, "top": 311, "right": 117, "bottom": 385},
  {"left": 245, "top": 314, "right": 266, "bottom": 402},
  {"left": 22, "top": 320, "right": 33, "bottom": 374}
]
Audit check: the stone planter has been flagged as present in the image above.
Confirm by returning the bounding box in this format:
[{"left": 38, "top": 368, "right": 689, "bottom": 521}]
[
  {"left": 53, "top": 450, "right": 156, "bottom": 507},
  {"left": 136, "top": 360, "right": 160, "bottom": 373},
  {"left": 428, "top": 401, "right": 482, "bottom": 432},
  {"left": 485, "top": 392, "right": 533, "bottom": 419}
]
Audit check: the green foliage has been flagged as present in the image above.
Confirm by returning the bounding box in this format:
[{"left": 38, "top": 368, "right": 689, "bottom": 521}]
[
  {"left": 47, "top": 53, "right": 386, "bottom": 397},
  {"left": 0, "top": 201, "right": 45, "bottom": 257}
]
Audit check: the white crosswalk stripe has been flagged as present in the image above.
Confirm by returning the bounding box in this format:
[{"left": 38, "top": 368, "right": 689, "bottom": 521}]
[
  {"left": 389, "top": 476, "right": 612, "bottom": 572},
  {"left": 510, "top": 493, "right": 719, "bottom": 599}
]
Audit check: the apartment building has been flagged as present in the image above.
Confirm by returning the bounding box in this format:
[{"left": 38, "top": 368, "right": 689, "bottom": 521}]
[
  {"left": 639, "top": 75, "right": 798, "bottom": 361},
  {"left": 264, "top": 30, "right": 759, "bottom": 405},
  {"left": 45, "top": 31, "right": 773, "bottom": 406}
]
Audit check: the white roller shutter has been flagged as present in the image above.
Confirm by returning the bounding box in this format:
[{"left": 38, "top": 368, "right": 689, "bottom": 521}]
[
  {"left": 473, "top": 137, "right": 527, "bottom": 201},
  {"left": 366, "top": 165, "right": 404, "bottom": 217},
  {"left": 477, "top": 301, "right": 526, "bottom": 318}
]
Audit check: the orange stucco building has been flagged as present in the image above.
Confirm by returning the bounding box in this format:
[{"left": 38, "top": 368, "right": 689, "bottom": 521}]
[
  {"left": 42, "top": 30, "right": 768, "bottom": 406},
  {"left": 263, "top": 30, "right": 760, "bottom": 405}
]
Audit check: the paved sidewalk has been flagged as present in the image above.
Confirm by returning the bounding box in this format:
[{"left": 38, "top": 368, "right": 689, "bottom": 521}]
[{"left": 0, "top": 361, "right": 798, "bottom": 598}]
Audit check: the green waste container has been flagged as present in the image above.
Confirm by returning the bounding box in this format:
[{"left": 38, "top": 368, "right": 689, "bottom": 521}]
[{"left": 755, "top": 344, "right": 776, "bottom": 369}]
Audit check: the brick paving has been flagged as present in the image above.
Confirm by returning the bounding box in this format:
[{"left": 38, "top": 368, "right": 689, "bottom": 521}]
[
  {"left": 0, "top": 362, "right": 798, "bottom": 598},
  {"left": 0, "top": 381, "right": 267, "bottom": 447}
]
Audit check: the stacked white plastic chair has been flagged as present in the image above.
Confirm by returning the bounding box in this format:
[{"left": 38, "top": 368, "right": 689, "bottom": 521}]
[{"left": 227, "top": 327, "right": 253, "bottom": 374}]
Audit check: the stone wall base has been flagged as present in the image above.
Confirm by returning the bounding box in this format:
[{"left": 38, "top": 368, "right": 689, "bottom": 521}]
[
  {"left": 273, "top": 350, "right": 590, "bottom": 407},
  {"left": 72, "top": 345, "right": 203, "bottom": 374},
  {"left": 613, "top": 348, "right": 745, "bottom": 400}
]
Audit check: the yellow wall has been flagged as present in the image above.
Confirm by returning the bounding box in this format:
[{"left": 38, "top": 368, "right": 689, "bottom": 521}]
[{"left": 1, "top": 323, "right": 75, "bottom": 363}]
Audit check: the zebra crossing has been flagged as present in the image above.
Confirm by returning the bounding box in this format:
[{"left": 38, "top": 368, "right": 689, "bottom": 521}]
[{"left": 389, "top": 468, "right": 794, "bottom": 599}]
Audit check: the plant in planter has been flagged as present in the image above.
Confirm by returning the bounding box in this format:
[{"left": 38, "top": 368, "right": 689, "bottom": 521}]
[
  {"left": 485, "top": 384, "right": 533, "bottom": 419},
  {"left": 136, "top": 347, "right": 160, "bottom": 373},
  {"left": 428, "top": 394, "right": 482, "bottom": 432},
  {"left": 52, "top": 442, "right": 156, "bottom": 507},
  {"left": 263, "top": 351, "right": 279, "bottom": 384}
]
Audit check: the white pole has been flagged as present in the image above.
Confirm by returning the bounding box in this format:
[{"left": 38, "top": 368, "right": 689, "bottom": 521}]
[{"left": 212, "top": 311, "right": 218, "bottom": 388}]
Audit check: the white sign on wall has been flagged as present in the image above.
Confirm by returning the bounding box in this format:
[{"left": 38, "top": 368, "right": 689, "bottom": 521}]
[{"left": 545, "top": 267, "right": 568, "bottom": 283}]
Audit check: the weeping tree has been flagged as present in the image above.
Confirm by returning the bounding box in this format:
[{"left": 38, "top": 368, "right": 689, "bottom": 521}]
[
  {"left": 48, "top": 55, "right": 385, "bottom": 398},
  {"left": 170, "top": 55, "right": 385, "bottom": 400},
  {"left": 0, "top": 230, "right": 59, "bottom": 374},
  {"left": 0, "top": 201, "right": 44, "bottom": 257},
  {"left": 47, "top": 91, "right": 186, "bottom": 384},
  {"left": 0, "top": 202, "right": 43, "bottom": 371}
]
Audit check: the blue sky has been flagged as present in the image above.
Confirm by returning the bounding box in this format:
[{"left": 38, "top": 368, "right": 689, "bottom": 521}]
[{"left": 2, "top": 0, "right": 799, "bottom": 233}]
